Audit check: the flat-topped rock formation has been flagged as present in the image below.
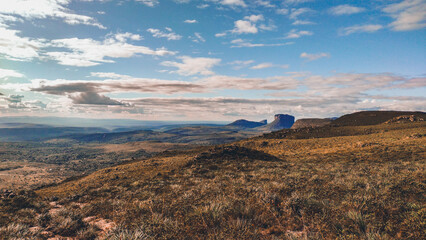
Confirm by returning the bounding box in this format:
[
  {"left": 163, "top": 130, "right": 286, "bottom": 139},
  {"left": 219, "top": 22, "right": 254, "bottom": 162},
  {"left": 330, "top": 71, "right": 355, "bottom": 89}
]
[{"left": 262, "top": 114, "right": 295, "bottom": 131}]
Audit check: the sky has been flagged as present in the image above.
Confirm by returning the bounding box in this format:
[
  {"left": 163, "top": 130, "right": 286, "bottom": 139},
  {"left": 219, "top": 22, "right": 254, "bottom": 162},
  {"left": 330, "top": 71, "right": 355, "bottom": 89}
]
[{"left": 0, "top": 0, "right": 425, "bottom": 122}]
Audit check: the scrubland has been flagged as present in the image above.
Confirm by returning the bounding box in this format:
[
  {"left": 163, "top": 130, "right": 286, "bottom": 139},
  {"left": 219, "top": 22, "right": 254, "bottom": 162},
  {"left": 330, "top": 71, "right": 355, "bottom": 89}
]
[{"left": 0, "top": 122, "right": 424, "bottom": 239}]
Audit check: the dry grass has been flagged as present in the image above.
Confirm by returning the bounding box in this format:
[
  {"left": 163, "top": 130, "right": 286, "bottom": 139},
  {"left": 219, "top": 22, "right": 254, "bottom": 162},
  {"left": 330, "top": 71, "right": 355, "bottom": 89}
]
[{"left": 2, "top": 122, "right": 425, "bottom": 239}]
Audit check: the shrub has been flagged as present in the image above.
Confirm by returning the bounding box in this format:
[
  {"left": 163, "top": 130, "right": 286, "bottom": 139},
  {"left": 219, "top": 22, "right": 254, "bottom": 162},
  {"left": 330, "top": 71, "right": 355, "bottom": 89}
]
[
  {"left": 104, "top": 225, "right": 151, "bottom": 240},
  {"left": 37, "top": 212, "right": 52, "bottom": 228},
  {"left": 0, "top": 223, "right": 41, "bottom": 240},
  {"left": 76, "top": 225, "right": 99, "bottom": 240},
  {"left": 51, "top": 208, "right": 86, "bottom": 236}
]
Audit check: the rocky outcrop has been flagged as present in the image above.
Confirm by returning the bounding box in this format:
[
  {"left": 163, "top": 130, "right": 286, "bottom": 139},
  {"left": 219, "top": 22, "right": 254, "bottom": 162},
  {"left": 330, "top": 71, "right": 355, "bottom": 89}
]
[
  {"left": 384, "top": 115, "right": 424, "bottom": 124},
  {"left": 227, "top": 119, "right": 267, "bottom": 128},
  {"left": 263, "top": 114, "right": 295, "bottom": 131},
  {"left": 291, "top": 118, "right": 332, "bottom": 129}
]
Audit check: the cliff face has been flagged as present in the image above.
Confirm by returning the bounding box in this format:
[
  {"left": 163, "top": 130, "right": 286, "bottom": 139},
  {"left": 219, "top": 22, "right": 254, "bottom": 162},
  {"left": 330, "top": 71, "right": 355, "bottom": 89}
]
[
  {"left": 291, "top": 118, "right": 332, "bottom": 129},
  {"left": 264, "top": 114, "right": 295, "bottom": 131}
]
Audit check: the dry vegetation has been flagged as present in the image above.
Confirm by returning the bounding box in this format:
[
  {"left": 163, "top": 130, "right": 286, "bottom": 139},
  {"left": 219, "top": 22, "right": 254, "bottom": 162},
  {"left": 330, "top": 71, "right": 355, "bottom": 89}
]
[
  {"left": 0, "top": 121, "right": 425, "bottom": 239},
  {"left": 0, "top": 141, "right": 192, "bottom": 190}
]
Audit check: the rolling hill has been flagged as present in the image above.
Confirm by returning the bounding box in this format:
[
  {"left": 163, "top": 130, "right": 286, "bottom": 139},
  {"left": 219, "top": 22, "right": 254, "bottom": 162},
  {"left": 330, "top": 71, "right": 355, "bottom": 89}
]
[{"left": 1, "top": 111, "right": 424, "bottom": 239}]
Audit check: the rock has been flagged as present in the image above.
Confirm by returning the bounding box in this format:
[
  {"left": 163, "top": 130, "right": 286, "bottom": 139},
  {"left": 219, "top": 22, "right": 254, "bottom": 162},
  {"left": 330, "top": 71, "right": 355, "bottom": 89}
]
[
  {"left": 263, "top": 114, "right": 295, "bottom": 131},
  {"left": 385, "top": 115, "right": 425, "bottom": 124}
]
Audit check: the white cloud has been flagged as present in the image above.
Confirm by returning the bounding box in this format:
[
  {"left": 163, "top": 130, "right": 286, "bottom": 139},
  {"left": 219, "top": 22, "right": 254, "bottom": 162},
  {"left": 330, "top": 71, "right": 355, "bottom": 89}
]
[
  {"left": 215, "top": 32, "right": 227, "bottom": 37},
  {"left": 276, "top": 9, "right": 289, "bottom": 15},
  {"left": 0, "top": 14, "right": 23, "bottom": 26},
  {"left": 174, "top": 0, "right": 191, "bottom": 3},
  {"left": 391, "top": 77, "right": 426, "bottom": 88},
  {"left": 229, "top": 60, "right": 254, "bottom": 69},
  {"left": 300, "top": 52, "right": 330, "bottom": 61},
  {"left": 255, "top": 0, "right": 275, "bottom": 8},
  {"left": 285, "top": 29, "right": 313, "bottom": 39},
  {"left": 161, "top": 56, "right": 221, "bottom": 76},
  {"left": 201, "top": 75, "right": 298, "bottom": 90},
  {"left": 383, "top": 0, "right": 426, "bottom": 31},
  {"left": 3, "top": 72, "right": 424, "bottom": 119},
  {"left": 285, "top": 0, "right": 314, "bottom": 4},
  {"left": 339, "top": 24, "right": 383, "bottom": 35},
  {"left": 250, "top": 63, "right": 289, "bottom": 69},
  {"left": 220, "top": 0, "right": 247, "bottom": 7},
  {"left": 250, "top": 63, "right": 274, "bottom": 70},
  {"left": 219, "top": 15, "right": 271, "bottom": 36},
  {"left": 191, "top": 32, "right": 206, "bottom": 43},
  {"left": 329, "top": 5, "right": 365, "bottom": 16},
  {"left": 184, "top": 19, "right": 198, "bottom": 23},
  {"left": 0, "top": 68, "right": 24, "bottom": 80},
  {"left": 232, "top": 20, "right": 259, "bottom": 34},
  {"left": 147, "top": 28, "right": 182, "bottom": 40},
  {"left": 113, "top": 32, "right": 142, "bottom": 42},
  {"left": 135, "top": 0, "right": 159, "bottom": 7},
  {"left": 90, "top": 72, "right": 130, "bottom": 79},
  {"left": 259, "top": 20, "right": 277, "bottom": 31},
  {"left": 0, "top": 26, "right": 47, "bottom": 61},
  {"left": 292, "top": 20, "right": 315, "bottom": 25},
  {"left": 0, "top": 0, "right": 105, "bottom": 28},
  {"left": 197, "top": 4, "right": 209, "bottom": 9},
  {"left": 46, "top": 33, "right": 176, "bottom": 67},
  {"left": 230, "top": 39, "right": 293, "bottom": 48},
  {"left": 244, "top": 15, "right": 264, "bottom": 22},
  {"left": 289, "top": 8, "right": 314, "bottom": 20}
]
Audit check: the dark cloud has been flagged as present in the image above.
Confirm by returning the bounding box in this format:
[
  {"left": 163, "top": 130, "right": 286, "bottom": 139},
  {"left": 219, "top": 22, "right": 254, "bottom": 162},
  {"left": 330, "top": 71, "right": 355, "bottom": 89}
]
[
  {"left": 4, "top": 95, "right": 26, "bottom": 108},
  {"left": 31, "top": 82, "right": 98, "bottom": 95},
  {"left": 69, "top": 92, "right": 126, "bottom": 106},
  {"left": 30, "top": 79, "right": 205, "bottom": 95},
  {"left": 5, "top": 94, "right": 24, "bottom": 103},
  {"left": 2, "top": 94, "right": 47, "bottom": 109}
]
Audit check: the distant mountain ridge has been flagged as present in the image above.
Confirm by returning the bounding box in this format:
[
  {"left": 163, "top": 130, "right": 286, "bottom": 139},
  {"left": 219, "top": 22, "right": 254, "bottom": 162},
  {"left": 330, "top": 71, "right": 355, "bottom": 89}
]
[
  {"left": 0, "top": 126, "right": 108, "bottom": 142},
  {"left": 227, "top": 119, "right": 267, "bottom": 128}
]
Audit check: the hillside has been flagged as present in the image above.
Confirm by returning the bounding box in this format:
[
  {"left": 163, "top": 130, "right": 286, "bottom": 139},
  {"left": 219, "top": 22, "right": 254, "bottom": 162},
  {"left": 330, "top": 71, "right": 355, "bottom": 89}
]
[
  {"left": 1, "top": 112, "right": 424, "bottom": 239},
  {"left": 331, "top": 111, "right": 426, "bottom": 127},
  {"left": 290, "top": 118, "right": 332, "bottom": 129}
]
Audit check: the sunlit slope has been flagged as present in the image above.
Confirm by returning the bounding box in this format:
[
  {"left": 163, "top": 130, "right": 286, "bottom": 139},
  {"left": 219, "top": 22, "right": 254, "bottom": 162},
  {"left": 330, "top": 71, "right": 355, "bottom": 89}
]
[
  {"left": 32, "top": 120, "right": 426, "bottom": 239},
  {"left": 38, "top": 122, "right": 426, "bottom": 197}
]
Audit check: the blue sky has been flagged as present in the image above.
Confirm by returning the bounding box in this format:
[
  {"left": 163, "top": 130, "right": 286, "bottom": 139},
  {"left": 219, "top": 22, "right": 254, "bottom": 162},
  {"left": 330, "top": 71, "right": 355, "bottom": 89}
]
[{"left": 0, "top": 0, "right": 425, "bottom": 121}]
